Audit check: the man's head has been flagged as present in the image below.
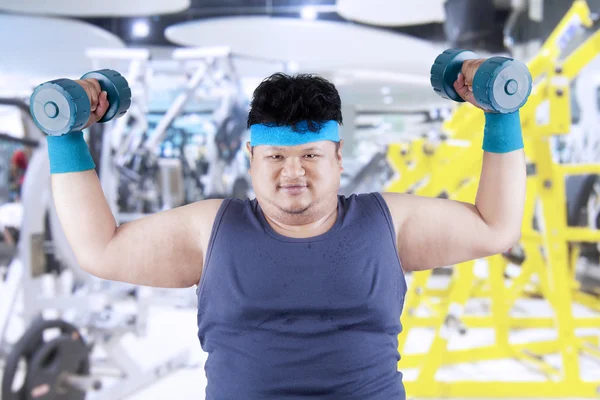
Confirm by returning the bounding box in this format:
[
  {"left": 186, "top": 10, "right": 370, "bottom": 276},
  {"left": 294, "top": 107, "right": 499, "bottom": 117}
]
[{"left": 246, "top": 73, "right": 344, "bottom": 223}]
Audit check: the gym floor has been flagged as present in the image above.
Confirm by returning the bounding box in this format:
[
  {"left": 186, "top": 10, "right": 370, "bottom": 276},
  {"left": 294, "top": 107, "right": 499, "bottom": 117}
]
[
  {"left": 6, "top": 272, "right": 596, "bottom": 400},
  {"left": 123, "top": 295, "right": 600, "bottom": 400}
]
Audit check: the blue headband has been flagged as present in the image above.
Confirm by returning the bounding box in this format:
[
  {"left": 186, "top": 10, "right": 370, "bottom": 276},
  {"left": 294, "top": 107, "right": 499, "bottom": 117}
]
[{"left": 249, "top": 120, "right": 340, "bottom": 146}]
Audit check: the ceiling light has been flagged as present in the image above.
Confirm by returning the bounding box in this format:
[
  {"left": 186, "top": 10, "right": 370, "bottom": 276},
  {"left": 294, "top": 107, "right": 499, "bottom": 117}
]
[
  {"left": 286, "top": 61, "right": 299, "bottom": 73},
  {"left": 132, "top": 20, "right": 150, "bottom": 38},
  {"left": 301, "top": 7, "right": 318, "bottom": 20},
  {"left": 381, "top": 86, "right": 391, "bottom": 95},
  {"left": 383, "top": 96, "right": 393, "bottom": 105}
]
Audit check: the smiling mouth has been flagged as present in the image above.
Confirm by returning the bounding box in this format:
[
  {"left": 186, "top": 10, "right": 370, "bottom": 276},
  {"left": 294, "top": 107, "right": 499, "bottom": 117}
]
[{"left": 279, "top": 185, "right": 308, "bottom": 194}]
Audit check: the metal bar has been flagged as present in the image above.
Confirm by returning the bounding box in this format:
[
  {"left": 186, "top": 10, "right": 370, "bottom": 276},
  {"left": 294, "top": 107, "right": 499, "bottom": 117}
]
[
  {"left": 0, "top": 259, "right": 23, "bottom": 351},
  {"left": 402, "top": 381, "right": 600, "bottom": 397},
  {"left": 562, "top": 28, "right": 600, "bottom": 80},
  {"left": 0, "top": 132, "right": 39, "bottom": 147},
  {"left": 405, "top": 315, "right": 600, "bottom": 329},
  {"left": 400, "top": 335, "right": 600, "bottom": 367},
  {"left": 143, "top": 62, "right": 208, "bottom": 151},
  {"left": 560, "top": 163, "right": 600, "bottom": 175},
  {"left": 184, "top": 4, "right": 337, "bottom": 16},
  {"left": 564, "top": 227, "right": 600, "bottom": 242}
]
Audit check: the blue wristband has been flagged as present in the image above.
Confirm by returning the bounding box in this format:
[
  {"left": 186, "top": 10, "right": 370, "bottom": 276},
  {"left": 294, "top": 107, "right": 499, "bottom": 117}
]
[
  {"left": 482, "top": 111, "right": 524, "bottom": 153},
  {"left": 46, "top": 132, "right": 96, "bottom": 174}
]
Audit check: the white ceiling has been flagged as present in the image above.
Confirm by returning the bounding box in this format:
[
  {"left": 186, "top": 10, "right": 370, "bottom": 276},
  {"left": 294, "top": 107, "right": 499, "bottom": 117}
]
[
  {"left": 0, "top": 13, "right": 451, "bottom": 112},
  {"left": 164, "top": 16, "right": 448, "bottom": 111},
  {"left": 336, "top": 0, "right": 446, "bottom": 27},
  {"left": 0, "top": 14, "right": 125, "bottom": 94},
  {"left": 165, "top": 16, "right": 444, "bottom": 75},
  {"left": 0, "top": 0, "right": 190, "bottom": 17}
]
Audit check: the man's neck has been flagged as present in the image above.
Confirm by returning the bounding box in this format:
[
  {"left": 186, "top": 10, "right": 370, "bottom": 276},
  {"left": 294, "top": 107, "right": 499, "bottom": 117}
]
[{"left": 263, "top": 200, "right": 338, "bottom": 239}]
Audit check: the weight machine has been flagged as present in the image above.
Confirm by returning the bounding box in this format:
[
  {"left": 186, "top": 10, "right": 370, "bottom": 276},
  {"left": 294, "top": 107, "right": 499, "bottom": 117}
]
[
  {"left": 0, "top": 96, "right": 196, "bottom": 399},
  {"left": 82, "top": 46, "right": 250, "bottom": 219},
  {"left": 0, "top": 48, "right": 202, "bottom": 398},
  {"left": 387, "top": 0, "right": 600, "bottom": 397},
  {"left": 106, "top": 46, "right": 286, "bottom": 219}
]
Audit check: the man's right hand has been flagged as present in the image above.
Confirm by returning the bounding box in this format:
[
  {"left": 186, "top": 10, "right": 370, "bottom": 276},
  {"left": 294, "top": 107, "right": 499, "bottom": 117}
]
[{"left": 74, "top": 78, "right": 110, "bottom": 129}]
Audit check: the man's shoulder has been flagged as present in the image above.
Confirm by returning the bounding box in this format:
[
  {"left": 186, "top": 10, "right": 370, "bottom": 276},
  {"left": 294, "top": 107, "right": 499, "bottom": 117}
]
[
  {"left": 203, "top": 197, "right": 256, "bottom": 219},
  {"left": 340, "top": 191, "right": 384, "bottom": 204},
  {"left": 339, "top": 192, "right": 393, "bottom": 218}
]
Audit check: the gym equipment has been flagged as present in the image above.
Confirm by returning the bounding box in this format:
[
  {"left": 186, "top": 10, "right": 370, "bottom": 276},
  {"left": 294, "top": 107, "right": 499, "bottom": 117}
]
[
  {"left": 0, "top": 133, "right": 38, "bottom": 203},
  {"left": 2, "top": 317, "right": 94, "bottom": 400},
  {"left": 29, "top": 69, "right": 131, "bottom": 136},
  {"left": 0, "top": 94, "right": 192, "bottom": 399},
  {"left": 386, "top": 1, "right": 600, "bottom": 397},
  {"left": 430, "top": 48, "right": 532, "bottom": 113},
  {"left": 113, "top": 46, "right": 255, "bottom": 212}
]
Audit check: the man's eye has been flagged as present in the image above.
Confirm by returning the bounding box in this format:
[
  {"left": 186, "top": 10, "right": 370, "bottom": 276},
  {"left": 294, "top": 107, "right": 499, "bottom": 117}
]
[
  {"left": 305, "top": 154, "right": 318, "bottom": 158},
  {"left": 269, "top": 155, "right": 282, "bottom": 159}
]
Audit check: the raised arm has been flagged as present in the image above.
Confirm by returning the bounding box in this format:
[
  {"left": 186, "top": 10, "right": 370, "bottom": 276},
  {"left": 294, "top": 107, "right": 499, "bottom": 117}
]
[
  {"left": 52, "top": 169, "right": 222, "bottom": 287},
  {"left": 382, "top": 147, "right": 525, "bottom": 271},
  {"left": 382, "top": 58, "right": 527, "bottom": 272},
  {"left": 43, "top": 76, "right": 222, "bottom": 288}
]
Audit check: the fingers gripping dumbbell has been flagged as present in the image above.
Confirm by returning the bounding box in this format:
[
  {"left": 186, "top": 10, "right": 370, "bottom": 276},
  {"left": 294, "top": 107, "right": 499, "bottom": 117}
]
[
  {"left": 30, "top": 69, "right": 131, "bottom": 136},
  {"left": 430, "top": 49, "right": 532, "bottom": 113}
]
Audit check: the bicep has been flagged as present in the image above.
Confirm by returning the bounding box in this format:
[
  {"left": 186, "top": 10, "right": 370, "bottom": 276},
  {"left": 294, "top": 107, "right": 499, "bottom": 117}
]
[
  {"left": 97, "top": 199, "right": 223, "bottom": 288},
  {"left": 382, "top": 193, "right": 506, "bottom": 272}
]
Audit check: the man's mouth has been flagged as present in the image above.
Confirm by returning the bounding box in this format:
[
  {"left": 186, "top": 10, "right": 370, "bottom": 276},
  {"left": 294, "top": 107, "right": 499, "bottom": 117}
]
[{"left": 279, "top": 184, "right": 308, "bottom": 194}]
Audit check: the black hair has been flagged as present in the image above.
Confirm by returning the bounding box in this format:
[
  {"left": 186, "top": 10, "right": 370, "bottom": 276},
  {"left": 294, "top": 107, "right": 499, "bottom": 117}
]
[{"left": 247, "top": 73, "right": 343, "bottom": 132}]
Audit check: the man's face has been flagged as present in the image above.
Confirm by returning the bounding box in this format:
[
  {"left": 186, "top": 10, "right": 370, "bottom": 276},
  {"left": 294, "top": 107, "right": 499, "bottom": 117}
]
[{"left": 247, "top": 140, "right": 344, "bottom": 217}]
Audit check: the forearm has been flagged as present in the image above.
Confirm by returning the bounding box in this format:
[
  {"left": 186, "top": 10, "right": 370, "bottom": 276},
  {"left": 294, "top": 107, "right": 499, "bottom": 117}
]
[
  {"left": 474, "top": 112, "right": 526, "bottom": 247},
  {"left": 48, "top": 133, "right": 117, "bottom": 272}
]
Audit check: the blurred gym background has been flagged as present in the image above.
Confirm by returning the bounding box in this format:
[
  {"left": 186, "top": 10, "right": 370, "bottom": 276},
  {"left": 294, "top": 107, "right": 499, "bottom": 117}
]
[{"left": 1, "top": 0, "right": 600, "bottom": 399}]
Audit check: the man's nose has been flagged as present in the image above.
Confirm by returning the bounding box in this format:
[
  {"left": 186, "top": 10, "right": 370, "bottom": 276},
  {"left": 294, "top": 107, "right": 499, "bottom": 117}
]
[{"left": 281, "top": 157, "right": 305, "bottom": 178}]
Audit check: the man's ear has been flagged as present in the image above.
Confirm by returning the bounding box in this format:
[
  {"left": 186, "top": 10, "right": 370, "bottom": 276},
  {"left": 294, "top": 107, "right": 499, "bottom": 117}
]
[{"left": 337, "top": 140, "right": 344, "bottom": 172}]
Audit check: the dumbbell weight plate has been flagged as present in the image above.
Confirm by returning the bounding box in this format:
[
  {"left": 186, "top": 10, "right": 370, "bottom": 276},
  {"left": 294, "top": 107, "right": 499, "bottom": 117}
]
[
  {"left": 472, "top": 56, "right": 532, "bottom": 113},
  {"left": 430, "top": 48, "right": 478, "bottom": 102},
  {"left": 80, "top": 69, "right": 131, "bottom": 123},
  {"left": 27, "top": 335, "right": 89, "bottom": 400},
  {"left": 30, "top": 79, "right": 90, "bottom": 136},
  {"left": 1, "top": 318, "right": 89, "bottom": 400}
]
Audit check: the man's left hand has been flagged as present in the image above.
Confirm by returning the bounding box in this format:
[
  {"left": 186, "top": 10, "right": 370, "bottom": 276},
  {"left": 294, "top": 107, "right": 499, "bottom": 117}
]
[{"left": 453, "top": 59, "right": 488, "bottom": 111}]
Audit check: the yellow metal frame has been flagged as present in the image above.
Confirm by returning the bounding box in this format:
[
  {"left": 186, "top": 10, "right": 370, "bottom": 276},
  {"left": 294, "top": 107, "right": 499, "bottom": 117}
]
[{"left": 386, "top": 1, "right": 600, "bottom": 397}]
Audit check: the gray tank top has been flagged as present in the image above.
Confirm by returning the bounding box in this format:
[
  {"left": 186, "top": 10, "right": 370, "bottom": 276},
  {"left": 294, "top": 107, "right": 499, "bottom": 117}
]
[{"left": 197, "top": 193, "right": 407, "bottom": 399}]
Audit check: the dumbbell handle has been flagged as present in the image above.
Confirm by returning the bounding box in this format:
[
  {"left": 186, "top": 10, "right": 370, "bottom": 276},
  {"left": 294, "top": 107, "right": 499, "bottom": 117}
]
[
  {"left": 79, "top": 70, "right": 131, "bottom": 124},
  {"left": 60, "top": 372, "right": 103, "bottom": 392},
  {"left": 431, "top": 49, "right": 532, "bottom": 113},
  {"left": 30, "top": 69, "right": 131, "bottom": 136}
]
